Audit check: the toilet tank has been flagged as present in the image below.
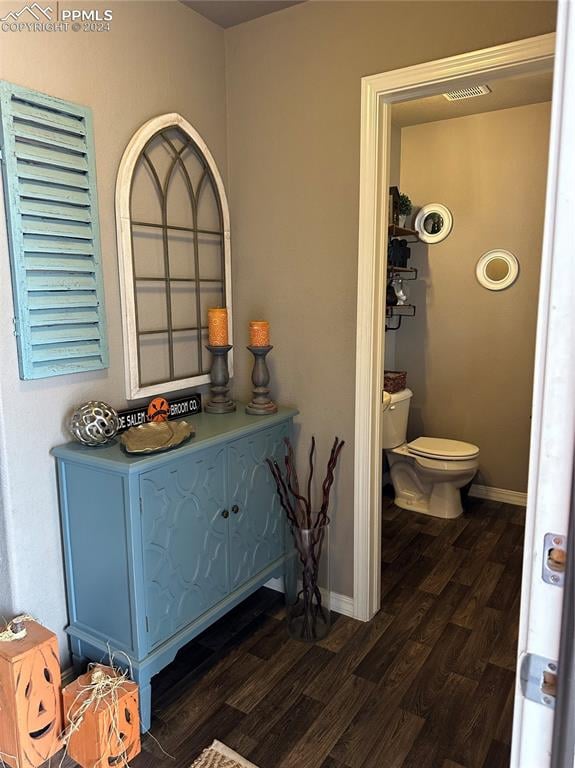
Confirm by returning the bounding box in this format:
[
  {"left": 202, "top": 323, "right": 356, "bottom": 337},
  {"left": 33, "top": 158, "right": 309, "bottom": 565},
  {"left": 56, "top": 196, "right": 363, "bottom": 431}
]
[{"left": 382, "top": 388, "right": 413, "bottom": 449}]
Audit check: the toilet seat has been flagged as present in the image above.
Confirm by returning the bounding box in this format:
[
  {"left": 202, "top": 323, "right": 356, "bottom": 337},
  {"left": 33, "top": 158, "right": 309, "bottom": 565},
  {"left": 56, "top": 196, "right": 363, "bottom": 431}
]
[{"left": 407, "top": 436, "right": 480, "bottom": 460}]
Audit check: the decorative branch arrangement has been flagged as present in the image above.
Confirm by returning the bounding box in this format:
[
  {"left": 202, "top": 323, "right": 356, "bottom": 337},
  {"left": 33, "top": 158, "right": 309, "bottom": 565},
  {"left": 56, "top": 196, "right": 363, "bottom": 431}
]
[{"left": 267, "top": 436, "right": 344, "bottom": 641}]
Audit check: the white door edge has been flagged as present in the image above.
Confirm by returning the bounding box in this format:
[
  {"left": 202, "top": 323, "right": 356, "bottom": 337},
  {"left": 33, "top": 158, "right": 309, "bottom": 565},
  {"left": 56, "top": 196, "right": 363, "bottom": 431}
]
[{"left": 511, "top": 3, "right": 575, "bottom": 765}]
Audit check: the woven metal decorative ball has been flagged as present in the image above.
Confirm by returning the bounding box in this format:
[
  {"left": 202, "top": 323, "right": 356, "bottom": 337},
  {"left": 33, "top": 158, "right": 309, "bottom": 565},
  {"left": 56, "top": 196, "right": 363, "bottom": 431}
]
[{"left": 69, "top": 401, "right": 119, "bottom": 446}]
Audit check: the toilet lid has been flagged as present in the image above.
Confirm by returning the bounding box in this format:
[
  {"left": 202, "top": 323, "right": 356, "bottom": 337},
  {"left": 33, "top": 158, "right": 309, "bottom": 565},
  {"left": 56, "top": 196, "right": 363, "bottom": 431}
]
[{"left": 407, "top": 436, "right": 479, "bottom": 460}]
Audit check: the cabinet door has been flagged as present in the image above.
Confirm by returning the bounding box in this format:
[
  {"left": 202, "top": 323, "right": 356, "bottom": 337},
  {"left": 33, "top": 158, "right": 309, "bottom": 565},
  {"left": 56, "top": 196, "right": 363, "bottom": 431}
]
[
  {"left": 228, "top": 424, "right": 288, "bottom": 590},
  {"left": 140, "top": 446, "right": 229, "bottom": 648}
]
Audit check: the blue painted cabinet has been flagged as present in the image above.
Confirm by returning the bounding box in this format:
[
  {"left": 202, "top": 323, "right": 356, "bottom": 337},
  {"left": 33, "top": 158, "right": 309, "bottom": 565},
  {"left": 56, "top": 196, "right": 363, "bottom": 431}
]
[{"left": 52, "top": 408, "right": 296, "bottom": 731}]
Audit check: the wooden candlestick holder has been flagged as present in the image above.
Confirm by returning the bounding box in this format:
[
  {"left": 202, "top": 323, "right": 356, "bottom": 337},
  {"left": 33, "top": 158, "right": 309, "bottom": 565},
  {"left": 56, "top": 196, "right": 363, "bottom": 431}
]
[
  {"left": 246, "top": 345, "right": 278, "bottom": 415},
  {"left": 205, "top": 344, "right": 236, "bottom": 414}
]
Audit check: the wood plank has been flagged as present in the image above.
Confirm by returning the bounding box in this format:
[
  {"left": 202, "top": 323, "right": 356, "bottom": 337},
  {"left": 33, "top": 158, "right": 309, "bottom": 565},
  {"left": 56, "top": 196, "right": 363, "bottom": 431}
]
[
  {"left": 382, "top": 521, "right": 427, "bottom": 563},
  {"left": 305, "top": 610, "right": 394, "bottom": 703},
  {"left": 450, "top": 560, "right": 505, "bottom": 629},
  {"left": 489, "top": 592, "right": 520, "bottom": 670},
  {"left": 330, "top": 641, "right": 432, "bottom": 768},
  {"left": 419, "top": 546, "right": 467, "bottom": 595},
  {"left": 452, "top": 606, "right": 504, "bottom": 681},
  {"left": 360, "top": 708, "right": 425, "bottom": 768},
  {"left": 410, "top": 580, "right": 468, "bottom": 647},
  {"left": 158, "top": 650, "right": 261, "bottom": 742},
  {"left": 488, "top": 522, "right": 524, "bottom": 564},
  {"left": 450, "top": 663, "right": 515, "bottom": 768},
  {"left": 481, "top": 739, "right": 511, "bottom": 768},
  {"left": 400, "top": 623, "right": 471, "bottom": 719},
  {"left": 249, "top": 694, "right": 325, "bottom": 768},
  {"left": 494, "top": 682, "right": 516, "bottom": 746},
  {"left": 453, "top": 529, "right": 506, "bottom": 587},
  {"left": 423, "top": 516, "right": 470, "bottom": 559},
  {"left": 170, "top": 703, "right": 245, "bottom": 766},
  {"left": 226, "top": 638, "right": 309, "bottom": 714},
  {"left": 487, "top": 564, "right": 523, "bottom": 612},
  {"left": 237, "top": 644, "right": 334, "bottom": 741},
  {"left": 401, "top": 673, "right": 477, "bottom": 768},
  {"left": 317, "top": 615, "right": 361, "bottom": 653},
  {"left": 277, "top": 675, "right": 374, "bottom": 768},
  {"left": 355, "top": 589, "right": 435, "bottom": 683}
]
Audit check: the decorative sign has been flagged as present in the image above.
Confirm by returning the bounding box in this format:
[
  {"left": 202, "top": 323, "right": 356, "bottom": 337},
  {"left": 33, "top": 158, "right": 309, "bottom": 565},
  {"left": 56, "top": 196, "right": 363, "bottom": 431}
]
[{"left": 117, "top": 393, "right": 202, "bottom": 433}]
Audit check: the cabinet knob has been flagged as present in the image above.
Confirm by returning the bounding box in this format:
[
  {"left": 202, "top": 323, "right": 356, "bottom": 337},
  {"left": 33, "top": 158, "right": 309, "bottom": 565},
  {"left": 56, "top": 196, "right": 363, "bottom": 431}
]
[
  {"left": 232, "top": 504, "right": 239, "bottom": 514},
  {"left": 222, "top": 509, "right": 229, "bottom": 519}
]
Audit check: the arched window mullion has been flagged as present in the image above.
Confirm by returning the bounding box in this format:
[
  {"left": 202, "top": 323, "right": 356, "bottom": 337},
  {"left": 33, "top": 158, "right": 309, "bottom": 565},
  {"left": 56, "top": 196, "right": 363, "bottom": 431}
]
[
  {"left": 131, "top": 150, "right": 165, "bottom": 386},
  {"left": 163, "top": 134, "right": 204, "bottom": 374},
  {"left": 196, "top": 168, "right": 226, "bottom": 320}
]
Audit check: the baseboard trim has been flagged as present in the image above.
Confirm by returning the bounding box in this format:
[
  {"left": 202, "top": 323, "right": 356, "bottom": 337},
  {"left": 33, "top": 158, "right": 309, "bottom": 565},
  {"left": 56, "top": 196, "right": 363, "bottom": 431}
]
[
  {"left": 469, "top": 483, "right": 527, "bottom": 507},
  {"left": 265, "top": 578, "right": 355, "bottom": 618}
]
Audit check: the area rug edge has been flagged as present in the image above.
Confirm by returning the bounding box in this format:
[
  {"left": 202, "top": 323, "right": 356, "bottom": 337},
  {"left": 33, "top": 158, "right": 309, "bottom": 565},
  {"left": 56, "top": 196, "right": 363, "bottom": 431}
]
[{"left": 211, "top": 740, "right": 259, "bottom": 767}]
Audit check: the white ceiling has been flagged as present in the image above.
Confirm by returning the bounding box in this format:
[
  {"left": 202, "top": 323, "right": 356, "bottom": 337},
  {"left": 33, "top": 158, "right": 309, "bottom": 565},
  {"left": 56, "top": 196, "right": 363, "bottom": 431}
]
[
  {"left": 181, "top": 0, "right": 303, "bottom": 28},
  {"left": 392, "top": 70, "right": 553, "bottom": 128}
]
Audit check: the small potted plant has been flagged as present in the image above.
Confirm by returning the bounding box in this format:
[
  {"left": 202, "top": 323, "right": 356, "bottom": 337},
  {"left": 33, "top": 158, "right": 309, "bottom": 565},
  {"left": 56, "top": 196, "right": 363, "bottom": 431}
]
[{"left": 398, "top": 193, "right": 412, "bottom": 227}]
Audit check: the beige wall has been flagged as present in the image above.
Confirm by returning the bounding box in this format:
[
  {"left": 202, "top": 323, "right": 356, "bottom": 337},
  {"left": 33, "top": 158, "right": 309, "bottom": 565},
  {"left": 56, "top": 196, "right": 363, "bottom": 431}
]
[
  {"left": 397, "top": 102, "right": 551, "bottom": 493},
  {"left": 0, "top": 0, "right": 227, "bottom": 651},
  {"left": 225, "top": 1, "right": 556, "bottom": 597}
]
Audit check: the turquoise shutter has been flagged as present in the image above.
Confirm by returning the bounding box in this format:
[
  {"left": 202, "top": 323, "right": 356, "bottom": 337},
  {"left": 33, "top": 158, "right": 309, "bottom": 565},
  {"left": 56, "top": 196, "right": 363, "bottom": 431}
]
[{"left": 0, "top": 81, "right": 108, "bottom": 379}]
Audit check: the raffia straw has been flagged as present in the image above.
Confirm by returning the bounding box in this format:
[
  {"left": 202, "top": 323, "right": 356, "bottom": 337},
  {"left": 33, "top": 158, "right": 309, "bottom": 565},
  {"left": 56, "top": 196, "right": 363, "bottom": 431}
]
[{"left": 0, "top": 614, "right": 35, "bottom": 642}]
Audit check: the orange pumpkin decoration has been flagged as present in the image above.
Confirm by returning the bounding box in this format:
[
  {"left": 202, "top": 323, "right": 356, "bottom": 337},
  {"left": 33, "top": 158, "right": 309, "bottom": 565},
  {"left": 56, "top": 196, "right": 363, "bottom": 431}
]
[
  {"left": 0, "top": 621, "right": 63, "bottom": 768},
  {"left": 147, "top": 397, "right": 169, "bottom": 422},
  {"left": 63, "top": 665, "right": 141, "bottom": 768}
]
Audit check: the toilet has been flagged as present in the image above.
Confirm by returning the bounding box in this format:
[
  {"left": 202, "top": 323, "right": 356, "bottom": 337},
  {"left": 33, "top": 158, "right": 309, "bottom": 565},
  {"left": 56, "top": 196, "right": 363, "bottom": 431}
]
[{"left": 383, "top": 388, "right": 479, "bottom": 519}]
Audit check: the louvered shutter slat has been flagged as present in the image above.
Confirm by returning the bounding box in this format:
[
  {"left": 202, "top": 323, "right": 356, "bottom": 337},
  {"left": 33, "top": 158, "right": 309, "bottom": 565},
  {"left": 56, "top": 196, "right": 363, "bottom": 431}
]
[
  {"left": 28, "top": 294, "right": 99, "bottom": 310},
  {"left": 21, "top": 219, "right": 93, "bottom": 239},
  {"left": 10, "top": 101, "right": 86, "bottom": 135},
  {"left": 32, "top": 341, "right": 102, "bottom": 363},
  {"left": 20, "top": 200, "right": 91, "bottom": 222},
  {"left": 0, "top": 81, "right": 108, "bottom": 379},
  {"left": 25, "top": 255, "right": 97, "bottom": 272},
  {"left": 17, "top": 163, "right": 91, "bottom": 189},
  {"left": 14, "top": 122, "right": 88, "bottom": 154}
]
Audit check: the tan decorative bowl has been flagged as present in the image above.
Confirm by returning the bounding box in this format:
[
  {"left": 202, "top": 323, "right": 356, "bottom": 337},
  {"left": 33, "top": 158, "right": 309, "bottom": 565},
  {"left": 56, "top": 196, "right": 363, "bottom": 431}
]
[{"left": 119, "top": 420, "right": 195, "bottom": 454}]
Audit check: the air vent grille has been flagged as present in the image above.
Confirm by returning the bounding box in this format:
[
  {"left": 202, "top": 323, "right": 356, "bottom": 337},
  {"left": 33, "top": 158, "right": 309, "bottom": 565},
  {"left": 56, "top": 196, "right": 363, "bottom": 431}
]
[{"left": 443, "top": 84, "right": 491, "bottom": 101}]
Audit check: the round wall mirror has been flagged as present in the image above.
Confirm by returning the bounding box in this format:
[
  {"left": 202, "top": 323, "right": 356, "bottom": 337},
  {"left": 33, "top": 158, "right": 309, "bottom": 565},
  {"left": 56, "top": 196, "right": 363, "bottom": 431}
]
[
  {"left": 414, "top": 203, "right": 453, "bottom": 244},
  {"left": 476, "top": 249, "right": 519, "bottom": 291}
]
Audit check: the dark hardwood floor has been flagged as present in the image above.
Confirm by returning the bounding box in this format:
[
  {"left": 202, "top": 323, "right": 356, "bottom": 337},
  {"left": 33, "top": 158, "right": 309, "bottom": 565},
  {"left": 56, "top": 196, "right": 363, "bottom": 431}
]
[{"left": 57, "top": 492, "right": 524, "bottom": 768}]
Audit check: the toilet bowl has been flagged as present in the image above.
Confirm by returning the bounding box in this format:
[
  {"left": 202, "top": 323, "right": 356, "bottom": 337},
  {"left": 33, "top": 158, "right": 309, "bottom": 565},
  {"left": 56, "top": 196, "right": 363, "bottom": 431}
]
[{"left": 383, "top": 390, "right": 479, "bottom": 519}]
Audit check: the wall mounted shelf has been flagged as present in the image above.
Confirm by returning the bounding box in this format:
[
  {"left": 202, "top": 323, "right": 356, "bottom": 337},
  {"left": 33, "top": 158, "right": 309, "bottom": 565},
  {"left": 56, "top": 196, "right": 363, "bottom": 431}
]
[
  {"left": 388, "top": 266, "right": 418, "bottom": 281},
  {"left": 385, "top": 304, "right": 416, "bottom": 331},
  {"left": 388, "top": 224, "right": 419, "bottom": 241}
]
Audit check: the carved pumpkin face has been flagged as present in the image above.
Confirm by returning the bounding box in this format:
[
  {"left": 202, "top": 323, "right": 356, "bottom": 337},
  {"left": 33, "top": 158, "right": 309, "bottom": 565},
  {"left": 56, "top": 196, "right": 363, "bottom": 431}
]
[
  {"left": 147, "top": 397, "right": 169, "bottom": 422},
  {"left": 14, "top": 642, "right": 63, "bottom": 766},
  {"left": 101, "top": 693, "right": 140, "bottom": 767}
]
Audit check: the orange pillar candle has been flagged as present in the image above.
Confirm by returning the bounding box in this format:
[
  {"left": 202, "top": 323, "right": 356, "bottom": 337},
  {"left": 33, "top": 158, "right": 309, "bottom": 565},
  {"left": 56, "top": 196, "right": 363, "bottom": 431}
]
[
  {"left": 249, "top": 320, "right": 270, "bottom": 347},
  {"left": 208, "top": 308, "right": 228, "bottom": 346}
]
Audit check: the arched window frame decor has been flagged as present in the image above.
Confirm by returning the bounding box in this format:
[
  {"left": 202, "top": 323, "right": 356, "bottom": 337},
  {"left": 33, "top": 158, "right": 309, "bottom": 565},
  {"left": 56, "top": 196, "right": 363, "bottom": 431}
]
[{"left": 115, "top": 113, "right": 232, "bottom": 400}]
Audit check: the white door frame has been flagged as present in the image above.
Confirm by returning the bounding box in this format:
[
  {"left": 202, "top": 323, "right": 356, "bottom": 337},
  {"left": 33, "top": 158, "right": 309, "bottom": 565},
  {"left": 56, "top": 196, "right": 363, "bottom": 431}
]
[{"left": 353, "top": 32, "right": 556, "bottom": 622}]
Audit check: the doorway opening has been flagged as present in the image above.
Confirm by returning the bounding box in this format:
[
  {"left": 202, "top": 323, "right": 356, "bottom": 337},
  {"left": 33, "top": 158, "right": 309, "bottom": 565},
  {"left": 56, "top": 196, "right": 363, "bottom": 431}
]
[{"left": 353, "top": 31, "right": 556, "bottom": 766}]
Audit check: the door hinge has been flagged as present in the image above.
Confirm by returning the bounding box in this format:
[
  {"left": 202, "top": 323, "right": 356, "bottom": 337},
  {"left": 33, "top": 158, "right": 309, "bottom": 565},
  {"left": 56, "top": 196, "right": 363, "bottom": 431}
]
[
  {"left": 543, "top": 532, "right": 566, "bottom": 586},
  {"left": 145, "top": 616, "right": 149, "bottom": 632},
  {"left": 12, "top": 317, "right": 19, "bottom": 337},
  {"left": 520, "top": 653, "right": 558, "bottom": 709},
  {"left": 139, "top": 496, "right": 143, "bottom": 515}
]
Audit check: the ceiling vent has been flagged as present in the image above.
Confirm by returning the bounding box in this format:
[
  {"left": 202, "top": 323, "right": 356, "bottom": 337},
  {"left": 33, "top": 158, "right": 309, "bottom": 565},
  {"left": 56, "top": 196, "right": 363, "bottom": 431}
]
[{"left": 443, "top": 84, "right": 491, "bottom": 101}]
